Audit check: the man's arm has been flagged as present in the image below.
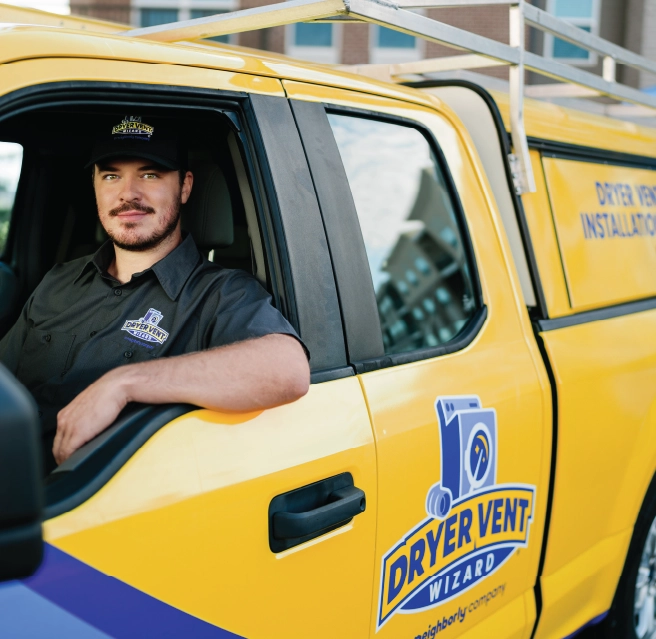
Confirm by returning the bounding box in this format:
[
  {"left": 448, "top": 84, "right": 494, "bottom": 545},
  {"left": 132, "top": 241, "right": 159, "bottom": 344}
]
[{"left": 53, "top": 333, "right": 309, "bottom": 465}]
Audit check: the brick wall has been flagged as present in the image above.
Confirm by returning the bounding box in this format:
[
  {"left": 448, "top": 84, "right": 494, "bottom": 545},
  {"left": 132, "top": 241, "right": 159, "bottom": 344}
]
[
  {"left": 237, "top": 0, "right": 285, "bottom": 53},
  {"left": 638, "top": 0, "right": 656, "bottom": 87},
  {"left": 70, "top": 0, "right": 130, "bottom": 25},
  {"left": 424, "top": 6, "right": 513, "bottom": 80},
  {"left": 341, "top": 24, "right": 369, "bottom": 65}
]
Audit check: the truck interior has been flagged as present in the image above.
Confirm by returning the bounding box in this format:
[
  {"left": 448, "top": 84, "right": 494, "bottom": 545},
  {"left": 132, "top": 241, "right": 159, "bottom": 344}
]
[
  {"left": 0, "top": 96, "right": 280, "bottom": 514},
  {"left": 0, "top": 103, "right": 267, "bottom": 341}
]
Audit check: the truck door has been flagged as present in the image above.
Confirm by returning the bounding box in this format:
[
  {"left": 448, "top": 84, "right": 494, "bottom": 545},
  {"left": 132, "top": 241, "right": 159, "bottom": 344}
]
[
  {"left": 286, "top": 82, "right": 552, "bottom": 639},
  {"left": 0, "top": 59, "right": 377, "bottom": 639}
]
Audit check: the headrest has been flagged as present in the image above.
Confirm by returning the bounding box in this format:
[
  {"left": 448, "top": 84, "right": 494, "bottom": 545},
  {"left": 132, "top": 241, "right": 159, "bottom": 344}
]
[{"left": 182, "top": 161, "right": 234, "bottom": 248}]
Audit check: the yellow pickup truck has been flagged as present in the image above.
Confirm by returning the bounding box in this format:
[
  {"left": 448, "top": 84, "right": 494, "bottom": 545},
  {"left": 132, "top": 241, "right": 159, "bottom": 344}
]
[{"left": 1, "top": 4, "right": 656, "bottom": 639}]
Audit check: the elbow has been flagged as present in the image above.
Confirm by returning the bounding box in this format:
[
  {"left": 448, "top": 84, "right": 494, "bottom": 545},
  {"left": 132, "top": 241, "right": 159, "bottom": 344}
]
[
  {"left": 285, "top": 360, "right": 310, "bottom": 403},
  {"left": 278, "top": 344, "right": 310, "bottom": 404}
]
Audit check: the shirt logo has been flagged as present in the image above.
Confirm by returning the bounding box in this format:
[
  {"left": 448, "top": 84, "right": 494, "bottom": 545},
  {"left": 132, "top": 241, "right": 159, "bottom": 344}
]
[
  {"left": 376, "top": 396, "right": 536, "bottom": 631},
  {"left": 112, "top": 115, "right": 154, "bottom": 141},
  {"left": 121, "top": 308, "right": 169, "bottom": 344}
]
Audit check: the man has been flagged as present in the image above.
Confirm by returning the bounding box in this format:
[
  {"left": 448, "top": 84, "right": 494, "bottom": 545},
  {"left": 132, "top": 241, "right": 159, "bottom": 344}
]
[{"left": 0, "top": 115, "right": 309, "bottom": 471}]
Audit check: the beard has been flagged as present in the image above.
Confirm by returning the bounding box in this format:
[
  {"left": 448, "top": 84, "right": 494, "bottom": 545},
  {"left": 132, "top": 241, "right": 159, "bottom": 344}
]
[{"left": 101, "top": 197, "right": 182, "bottom": 252}]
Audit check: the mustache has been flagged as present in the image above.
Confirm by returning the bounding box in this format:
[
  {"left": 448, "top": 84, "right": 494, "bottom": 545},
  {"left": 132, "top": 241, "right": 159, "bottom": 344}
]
[{"left": 109, "top": 201, "right": 156, "bottom": 216}]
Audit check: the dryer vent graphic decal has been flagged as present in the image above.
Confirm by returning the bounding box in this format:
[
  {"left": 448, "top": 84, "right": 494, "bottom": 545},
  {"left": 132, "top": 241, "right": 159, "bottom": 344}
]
[{"left": 377, "top": 396, "right": 536, "bottom": 631}]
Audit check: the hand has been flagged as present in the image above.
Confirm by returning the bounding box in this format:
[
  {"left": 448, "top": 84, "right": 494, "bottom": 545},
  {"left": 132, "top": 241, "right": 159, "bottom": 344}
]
[{"left": 53, "top": 370, "right": 129, "bottom": 465}]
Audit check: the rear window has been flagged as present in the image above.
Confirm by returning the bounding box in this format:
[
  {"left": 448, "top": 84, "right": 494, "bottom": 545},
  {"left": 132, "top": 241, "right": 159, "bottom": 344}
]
[
  {"left": 327, "top": 113, "right": 477, "bottom": 356},
  {"left": 0, "top": 142, "right": 23, "bottom": 256}
]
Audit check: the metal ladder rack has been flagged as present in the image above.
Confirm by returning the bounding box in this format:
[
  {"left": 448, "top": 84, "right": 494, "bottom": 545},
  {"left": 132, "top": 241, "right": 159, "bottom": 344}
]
[{"left": 117, "top": 0, "right": 656, "bottom": 194}]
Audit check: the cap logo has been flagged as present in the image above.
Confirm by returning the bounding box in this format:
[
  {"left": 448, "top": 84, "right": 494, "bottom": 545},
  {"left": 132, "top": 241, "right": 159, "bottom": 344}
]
[{"left": 112, "top": 115, "right": 154, "bottom": 141}]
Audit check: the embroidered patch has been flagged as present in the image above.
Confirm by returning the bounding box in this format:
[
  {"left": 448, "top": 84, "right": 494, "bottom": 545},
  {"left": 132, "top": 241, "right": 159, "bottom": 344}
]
[
  {"left": 112, "top": 115, "right": 154, "bottom": 141},
  {"left": 121, "top": 308, "right": 169, "bottom": 344}
]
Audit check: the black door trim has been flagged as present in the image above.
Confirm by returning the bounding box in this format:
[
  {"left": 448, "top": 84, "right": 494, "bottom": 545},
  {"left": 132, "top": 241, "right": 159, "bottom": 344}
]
[
  {"left": 289, "top": 99, "right": 384, "bottom": 364},
  {"left": 536, "top": 296, "right": 656, "bottom": 332},
  {"left": 248, "top": 94, "right": 347, "bottom": 373},
  {"left": 528, "top": 137, "right": 656, "bottom": 170}
]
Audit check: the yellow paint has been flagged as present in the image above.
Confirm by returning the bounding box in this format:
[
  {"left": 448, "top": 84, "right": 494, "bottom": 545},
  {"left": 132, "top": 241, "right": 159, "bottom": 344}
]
[
  {"left": 46, "top": 378, "right": 377, "bottom": 639},
  {"left": 535, "top": 529, "right": 631, "bottom": 639},
  {"left": 0, "top": 57, "right": 285, "bottom": 101},
  {"left": 542, "top": 157, "right": 656, "bottom": 310},
  {"left": 492, "top": 90, "right": 656, "bottom": 160},
  {"left": 520, "top": 150, "right": 573, "bottom": 318},
  {"left": 534, "top": 310, "right": 656, "bottom": 639}
]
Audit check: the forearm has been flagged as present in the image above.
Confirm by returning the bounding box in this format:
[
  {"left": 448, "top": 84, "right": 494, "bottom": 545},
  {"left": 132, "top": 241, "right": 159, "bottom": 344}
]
[{"left": 107, "top": 333, "right": 310, "bottom": 412}]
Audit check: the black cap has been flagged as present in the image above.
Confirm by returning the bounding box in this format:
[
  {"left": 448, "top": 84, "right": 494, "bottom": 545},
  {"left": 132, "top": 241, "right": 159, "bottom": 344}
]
[{"left": 86, "top": 115, "right": 186, "bottom": 170}]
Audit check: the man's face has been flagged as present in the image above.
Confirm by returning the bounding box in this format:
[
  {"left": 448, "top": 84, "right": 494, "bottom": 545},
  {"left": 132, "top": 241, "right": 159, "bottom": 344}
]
[{"left": 94, "top": 157, "right": 193, "bottom": 251}]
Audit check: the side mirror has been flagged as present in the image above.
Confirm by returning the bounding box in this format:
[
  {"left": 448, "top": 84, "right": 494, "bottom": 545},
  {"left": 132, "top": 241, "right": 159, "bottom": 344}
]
[{"left": 0, "top": 363, "right": 43, "bottom": 581}]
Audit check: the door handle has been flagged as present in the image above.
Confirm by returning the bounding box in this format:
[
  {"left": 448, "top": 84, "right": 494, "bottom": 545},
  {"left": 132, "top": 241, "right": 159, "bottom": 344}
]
[
  {"left": 268, "top": 473, "right": 366, "bottom": 552},
  {"left": 273, "top": 485, "right": 366, "bottom": 540}
]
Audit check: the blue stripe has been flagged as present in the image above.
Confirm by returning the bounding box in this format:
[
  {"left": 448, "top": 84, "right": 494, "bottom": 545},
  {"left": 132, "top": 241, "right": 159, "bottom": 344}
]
[
  {"left": 21, "top": 544, "right": 245, "bottom": 639},
  {"left": 560, "top": 612, "right": 609, "bottom": 639},
  {"left": 0, "top": 581, "right": 114, "bottom": 639}
]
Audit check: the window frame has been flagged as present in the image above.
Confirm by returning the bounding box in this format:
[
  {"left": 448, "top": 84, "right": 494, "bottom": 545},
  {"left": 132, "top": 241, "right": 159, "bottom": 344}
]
[
  {"left": 296, "top": 101, "right": 486, "bottom": 373},
  {"left": 543, "top": 0, "right": 602, "bottom": 65}
]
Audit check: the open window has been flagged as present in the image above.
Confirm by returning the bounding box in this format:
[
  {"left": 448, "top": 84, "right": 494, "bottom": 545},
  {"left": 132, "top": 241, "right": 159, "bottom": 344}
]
[{"left": 0, "top": 87, "right": 304, "bottom": 516}]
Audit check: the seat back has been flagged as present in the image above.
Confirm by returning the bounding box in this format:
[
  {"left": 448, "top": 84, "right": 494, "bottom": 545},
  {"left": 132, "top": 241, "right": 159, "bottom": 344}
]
[{"left": 182, "top": 161, "right": 234, "bottom": 250}]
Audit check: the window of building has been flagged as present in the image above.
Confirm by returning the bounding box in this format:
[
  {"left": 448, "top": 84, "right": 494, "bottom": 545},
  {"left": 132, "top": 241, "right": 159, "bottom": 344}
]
[
  {"left": 544, "top": 0, "right": 601, "bottom": 63},
  {"left": 0, "top": 143, "right": 22, "bottom": 256},
  {"left": 135, "top": 2, "right": 237, "bottom": 33},
  {"left": 286, "top": 23, "right": 340, "bottom": 63},
  {"left": 190, "top": 9, "right": 230, "bottom": 43},
  {"left": 370, "top": 22, "right": 422, "bottom": 64},
  {"left": 140, "top": 8, "right": 178, "bottom": 27},
  {"left": 327, "top": 114, "right": 477, "bottom": 357}
]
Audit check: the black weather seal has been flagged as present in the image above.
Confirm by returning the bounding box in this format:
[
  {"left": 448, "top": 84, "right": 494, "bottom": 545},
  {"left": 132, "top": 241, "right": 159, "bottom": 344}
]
[
  {"left": 352, "top": 305, "right": 487, "bottom": 373},
  {"left": 403, "top": 79, "right": 549, "bottom": 320},
  {"left": 290, "top": 99, "right": 384, "bottom": 364},
  {"left": 528, "top": 329, "right": 559, "bottom": 639},
  {"left": 528, "top": 137, "right": 656, "bottom": 170},
  {"left": 44, "top": 403, "right": 196, "bottom": 519},
  {"left": 535, "top": 296, "right": 656, "bottom": 332},
  {"left": 310, "top": 366, "right": 354, "bottom": 384}
]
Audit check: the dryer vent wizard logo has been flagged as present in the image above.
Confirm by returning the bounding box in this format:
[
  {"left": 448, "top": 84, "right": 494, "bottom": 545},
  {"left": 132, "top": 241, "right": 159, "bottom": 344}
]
[
  {"left": 376, "top": 396, "right": 536, "bottom": 631},
  {"left": 122, "top": 308, "right": 169, "bottom": 344}
]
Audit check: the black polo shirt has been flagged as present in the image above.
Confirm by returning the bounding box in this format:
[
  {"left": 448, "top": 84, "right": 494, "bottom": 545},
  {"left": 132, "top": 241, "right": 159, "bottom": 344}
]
[{"left": 0, "top": 233, "right": 303, "bottom": 468}]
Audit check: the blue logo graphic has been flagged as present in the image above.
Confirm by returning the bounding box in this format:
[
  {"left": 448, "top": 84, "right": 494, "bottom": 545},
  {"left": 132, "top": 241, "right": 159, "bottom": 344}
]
[
  {"left": 121, "top": 308, "right": 169, "bottom": 345},
  {"left": 425, "top": 396, "right": 497, "bottom": 519},
  {"left": 376, "top": 395, "right": 536, "bottom": 631}
]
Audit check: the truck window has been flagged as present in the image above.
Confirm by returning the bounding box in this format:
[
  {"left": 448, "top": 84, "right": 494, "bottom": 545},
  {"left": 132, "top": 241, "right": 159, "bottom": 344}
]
[
  {"left": 0, "top": 142, "right": 22, "bottom": 257},
  {"left": 327, "top": 114, "right": 476, "bottom": 355}
]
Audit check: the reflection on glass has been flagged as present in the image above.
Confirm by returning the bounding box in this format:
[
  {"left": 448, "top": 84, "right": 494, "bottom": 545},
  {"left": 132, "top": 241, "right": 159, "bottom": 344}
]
[
  {"left": 0, "top": 142, "right": 23, "bottom": 255},
  {"left": 328, "top": 114, "right": 476, "bottom": 356}
]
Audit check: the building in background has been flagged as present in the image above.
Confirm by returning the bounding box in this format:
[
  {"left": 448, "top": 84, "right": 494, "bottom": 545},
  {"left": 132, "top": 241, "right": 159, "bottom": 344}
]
[{"left": 69, "top": 0, "right": 656, "bottom": 89}]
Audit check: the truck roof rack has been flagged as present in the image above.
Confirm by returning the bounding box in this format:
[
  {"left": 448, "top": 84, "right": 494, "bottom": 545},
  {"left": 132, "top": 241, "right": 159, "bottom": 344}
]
[{"left": 117, "top": 0, "right": 656, "bottom": 194}]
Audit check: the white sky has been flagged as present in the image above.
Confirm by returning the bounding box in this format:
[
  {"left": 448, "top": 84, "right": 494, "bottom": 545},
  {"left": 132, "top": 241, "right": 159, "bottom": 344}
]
[{"left": 4, "top": 0, "right": 70, "bottom": 15}]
